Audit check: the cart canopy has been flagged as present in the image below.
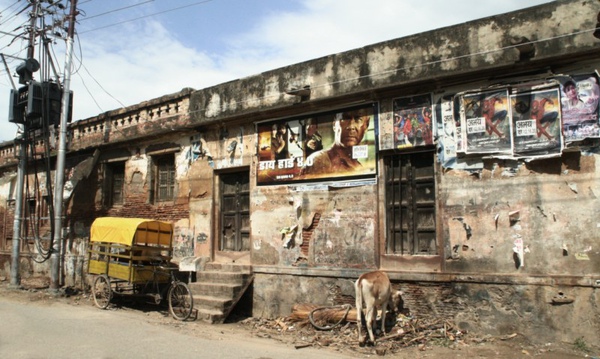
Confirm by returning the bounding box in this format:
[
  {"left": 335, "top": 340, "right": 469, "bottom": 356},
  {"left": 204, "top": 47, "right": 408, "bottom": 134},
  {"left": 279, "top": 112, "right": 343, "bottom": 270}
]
[{"left": 90, "top": 217, "right": 173, "bottom": 247}]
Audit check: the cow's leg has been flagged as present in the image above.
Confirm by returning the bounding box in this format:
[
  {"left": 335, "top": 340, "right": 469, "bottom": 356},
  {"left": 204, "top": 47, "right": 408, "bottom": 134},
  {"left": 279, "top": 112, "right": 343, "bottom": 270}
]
[
  {"left": 365, "top": 300, "right": 376, "bottom": 344},
  {"left": 380, "top": 298, "right": 389, "bottom": 337},
  {"left": 355, "top": 282, "right": 364, "bottom": 343}
]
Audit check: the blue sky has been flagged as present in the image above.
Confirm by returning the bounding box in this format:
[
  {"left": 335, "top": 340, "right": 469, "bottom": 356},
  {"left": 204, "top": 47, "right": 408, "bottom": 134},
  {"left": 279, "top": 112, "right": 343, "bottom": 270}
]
[{"left": 0, "top": 0, "right": 552, "bottom": 143}]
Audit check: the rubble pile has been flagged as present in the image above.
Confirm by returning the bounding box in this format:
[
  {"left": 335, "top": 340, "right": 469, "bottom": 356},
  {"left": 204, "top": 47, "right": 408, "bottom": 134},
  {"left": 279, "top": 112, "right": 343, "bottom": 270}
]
[{"left": 239, "top": 303, "right": 469, "bottom": 355}]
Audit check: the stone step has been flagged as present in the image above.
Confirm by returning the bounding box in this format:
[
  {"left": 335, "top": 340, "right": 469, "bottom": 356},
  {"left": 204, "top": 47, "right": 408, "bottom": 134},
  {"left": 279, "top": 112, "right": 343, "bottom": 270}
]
[
  {"left": 188, "top": 282, "right": 242, "bottom": 297},
  {"left": 196, "top": 271, "right": 250, "bottom": 285},
  {"left": 195, "top": 307, "right": 224, "bottom": 324},
  {"left": 204, "top": 263, "right": 252, "bottom": 273},
  {"left": 193, "top": 294, "right": 233, "bottom": 312},
  {"left": 188, "top": 262, "right": 254, "bottom": 324}
]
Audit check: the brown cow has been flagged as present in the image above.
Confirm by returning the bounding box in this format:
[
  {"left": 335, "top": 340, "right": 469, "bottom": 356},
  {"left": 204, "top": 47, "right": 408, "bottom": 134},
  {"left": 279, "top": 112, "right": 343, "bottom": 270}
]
[{"left": 355, "top": 270, "right": 403, "bottom": 345}]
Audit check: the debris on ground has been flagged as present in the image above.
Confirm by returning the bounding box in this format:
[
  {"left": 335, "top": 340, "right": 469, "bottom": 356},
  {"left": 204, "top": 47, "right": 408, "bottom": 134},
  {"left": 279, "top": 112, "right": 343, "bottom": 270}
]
[{"left": 239, "top": 303, "right": 479, "bottom": 355}]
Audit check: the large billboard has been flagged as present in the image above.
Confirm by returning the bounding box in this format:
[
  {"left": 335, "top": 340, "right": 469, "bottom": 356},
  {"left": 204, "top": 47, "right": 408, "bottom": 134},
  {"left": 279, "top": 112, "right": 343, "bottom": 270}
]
[{"left": 256, "top": 104, "right": 378, "bottom": 185}]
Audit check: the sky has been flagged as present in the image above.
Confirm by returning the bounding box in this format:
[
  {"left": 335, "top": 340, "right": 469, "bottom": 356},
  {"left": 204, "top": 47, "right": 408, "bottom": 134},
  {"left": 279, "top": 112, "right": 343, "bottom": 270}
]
[{"left": 0, "top": 0, "right": 553, "bottom": 143}]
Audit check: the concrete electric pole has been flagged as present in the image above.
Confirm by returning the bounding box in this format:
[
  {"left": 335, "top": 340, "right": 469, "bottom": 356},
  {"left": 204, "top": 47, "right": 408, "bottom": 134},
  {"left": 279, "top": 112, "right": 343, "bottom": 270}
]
[
  {"left": 9, "top": 0, "right": 41, "bottom": 289},
  {"left": 50, "top": 0, "right": 78, "bottom": 291}
]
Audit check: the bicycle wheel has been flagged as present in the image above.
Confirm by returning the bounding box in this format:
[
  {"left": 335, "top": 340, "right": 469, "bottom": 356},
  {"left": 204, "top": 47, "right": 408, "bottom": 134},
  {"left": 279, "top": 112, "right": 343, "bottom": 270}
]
[
  {"left": 92, "top": 274, "right": 112, "bottom": 309},
  {"left": 168, "top": 281, "right": 193, "bottom": 321}
]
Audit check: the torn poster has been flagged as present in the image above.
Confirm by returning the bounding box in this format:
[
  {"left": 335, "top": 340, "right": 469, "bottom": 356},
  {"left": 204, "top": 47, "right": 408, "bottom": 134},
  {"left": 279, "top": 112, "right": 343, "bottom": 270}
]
[{"left": 513, "top": 237, "right": 524, "bottom": 268}]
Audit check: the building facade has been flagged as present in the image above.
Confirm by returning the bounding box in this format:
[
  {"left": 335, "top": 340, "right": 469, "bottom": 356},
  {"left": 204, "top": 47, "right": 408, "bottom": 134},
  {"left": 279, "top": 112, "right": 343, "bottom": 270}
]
[{"left": 1, "top": 0, "right": 599, "bottom": 343}]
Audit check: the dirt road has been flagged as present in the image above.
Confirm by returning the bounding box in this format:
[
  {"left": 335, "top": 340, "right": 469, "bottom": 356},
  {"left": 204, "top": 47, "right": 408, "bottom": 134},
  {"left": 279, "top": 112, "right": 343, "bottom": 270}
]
[{"left": 0, "top": 278, "right": 595, "bottom": 358}]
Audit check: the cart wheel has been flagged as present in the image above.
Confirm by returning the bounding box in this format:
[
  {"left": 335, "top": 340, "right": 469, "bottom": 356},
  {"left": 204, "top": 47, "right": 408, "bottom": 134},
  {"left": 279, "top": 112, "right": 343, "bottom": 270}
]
[
  {"left": 168, "top": 281, "right": 193, "bottom": 321},
  {"left": 92, "top": 274, "right": 112, "bottom": 309}
]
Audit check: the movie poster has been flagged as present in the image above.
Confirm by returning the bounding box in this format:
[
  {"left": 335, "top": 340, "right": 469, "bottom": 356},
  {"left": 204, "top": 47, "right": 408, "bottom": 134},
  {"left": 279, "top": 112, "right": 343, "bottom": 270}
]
[
  {"left": 511, "top": 88, "right": 562, "bottom": 157},
  {"left": 392, "top": 94, "right": 434, "bottom": 149},
  {"left": 438, "top": 96, "right": 457, "bottom": 164},
  {"left": 461, "top": 89, "right": 512, "bottom": 154},
  {"left": 558, "top": 73, "right": 600, "bottom": 141},
  {"left": 256, "top": 104, "right": 378, "bottom": 185}
]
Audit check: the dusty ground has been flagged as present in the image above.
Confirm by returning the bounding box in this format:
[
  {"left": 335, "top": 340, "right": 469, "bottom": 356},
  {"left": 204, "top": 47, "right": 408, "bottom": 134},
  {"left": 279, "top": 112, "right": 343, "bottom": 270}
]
[{"left": 1, "top": 277, "right": 597, "bottom": 358}]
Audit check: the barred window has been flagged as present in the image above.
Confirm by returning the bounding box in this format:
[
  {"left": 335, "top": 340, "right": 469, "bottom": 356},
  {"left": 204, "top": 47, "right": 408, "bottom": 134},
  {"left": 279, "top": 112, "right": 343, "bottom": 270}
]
[
  {"left": 154, "top": 155, "right": 175, "bottom": 202},
  {"left": 104, "top": 162, "right": 125, "bottom": 207}
]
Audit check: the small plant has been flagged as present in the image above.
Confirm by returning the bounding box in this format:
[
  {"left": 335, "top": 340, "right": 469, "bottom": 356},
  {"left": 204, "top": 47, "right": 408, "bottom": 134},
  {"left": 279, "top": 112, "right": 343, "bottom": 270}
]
[{"left": 573, "top": 336, "right": 590, "bottom": 352}]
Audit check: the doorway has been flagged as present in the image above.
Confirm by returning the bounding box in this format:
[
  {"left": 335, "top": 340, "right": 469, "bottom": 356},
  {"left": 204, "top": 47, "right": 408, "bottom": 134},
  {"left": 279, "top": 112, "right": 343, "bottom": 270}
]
[{"left": 219, "top": 171, "right": 250, "bottom": 252}]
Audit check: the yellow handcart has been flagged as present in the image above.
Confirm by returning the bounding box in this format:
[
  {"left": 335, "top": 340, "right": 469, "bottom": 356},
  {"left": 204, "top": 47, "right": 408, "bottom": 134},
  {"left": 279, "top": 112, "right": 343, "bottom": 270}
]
[{"left": 87, "top": 217, "right": 193, "bottom": 320}]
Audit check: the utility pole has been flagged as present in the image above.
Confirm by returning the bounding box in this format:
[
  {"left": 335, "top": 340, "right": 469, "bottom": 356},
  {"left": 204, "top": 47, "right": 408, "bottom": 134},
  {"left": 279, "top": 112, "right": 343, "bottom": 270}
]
[
  {"left": 50, "top": 0, "right": 78, "bottom": 291},
  {"left": 9, "top": 0, "right": 41, "bottom": 289}
]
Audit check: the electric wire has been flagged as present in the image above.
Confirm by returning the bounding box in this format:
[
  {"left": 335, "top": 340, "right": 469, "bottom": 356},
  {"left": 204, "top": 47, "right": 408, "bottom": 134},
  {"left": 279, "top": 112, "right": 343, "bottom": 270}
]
[
  {"left": 0, "top": 4, "right": 31, "bottom": 41},
  {"left": 0, "top": 0, "right": 21, "bottom": 15},
  {"left": 0, "top": 18, "right": 29, "bottom": 43},
  {"left": 79, "top": 60, "right": 126, "bottom": 108},
  {"left": 1, "top": 2, "right": 30, "bottom": 25},
  {"left": 76, "top": 66, "right": 103, "bottom": 112},
  {"left": 78, "top": 0, "right": 215, "bottom": 34},
  {"left": 0, "top": 10, "right": 26, "bottom": 33},
  {"left": 70, "top": 31, "right": 103, "bottom": 112},
  {"left": 80, "top": 0, "right": 154, "bottom": 21}
]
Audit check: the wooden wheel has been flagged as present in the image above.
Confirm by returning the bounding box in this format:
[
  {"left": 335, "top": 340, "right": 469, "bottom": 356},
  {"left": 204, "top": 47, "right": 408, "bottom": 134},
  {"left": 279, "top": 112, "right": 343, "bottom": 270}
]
[{"left": 92, "top": 274, "right": 112, "bottom": 309}]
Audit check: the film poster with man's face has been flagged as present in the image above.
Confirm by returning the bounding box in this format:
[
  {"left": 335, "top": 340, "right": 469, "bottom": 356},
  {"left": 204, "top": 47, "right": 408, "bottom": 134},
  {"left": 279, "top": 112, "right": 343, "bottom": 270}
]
[
  {"left": 256, "top": 104, "right": 377, "bottom": 185},
  {"left": 558, "top": 73, "right": 600, "bottom": 142}
]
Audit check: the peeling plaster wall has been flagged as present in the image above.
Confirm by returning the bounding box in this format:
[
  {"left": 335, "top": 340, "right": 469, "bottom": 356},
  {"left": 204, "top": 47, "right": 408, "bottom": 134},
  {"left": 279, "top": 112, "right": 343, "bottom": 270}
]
[
  {"left": 442, "top": 154, "right": 600, "bottom": 275},
  {"left": 253, "top": 273, "right": 357, "bottom": 320},
  {"left": 250, "top": 184, "right": 377, "bottom": 269}
]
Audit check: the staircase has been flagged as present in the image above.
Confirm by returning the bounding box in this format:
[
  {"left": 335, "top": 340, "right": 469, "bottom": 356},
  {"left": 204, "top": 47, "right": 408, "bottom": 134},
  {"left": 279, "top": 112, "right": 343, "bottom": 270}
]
[{"left": 189, "top": 263, "right": 253, "bottom": 324}]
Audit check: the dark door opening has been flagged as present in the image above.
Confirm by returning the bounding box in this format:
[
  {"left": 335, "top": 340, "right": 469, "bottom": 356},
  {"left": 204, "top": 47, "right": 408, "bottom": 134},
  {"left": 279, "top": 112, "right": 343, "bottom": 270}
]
[
  {"left": 220, "top": 171, "right": 250, "bottom": 252},
  {"left": 385, "top": 151, "right": 436, "bottom": 255}
]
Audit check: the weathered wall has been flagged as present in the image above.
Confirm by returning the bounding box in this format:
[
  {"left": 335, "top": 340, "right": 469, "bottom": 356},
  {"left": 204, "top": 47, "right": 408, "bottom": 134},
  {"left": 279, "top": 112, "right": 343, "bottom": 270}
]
[
  {"left": 254, "top": 273, "right": 600, "bottom": 344},
  {"left": 250, "top": 183, "right": 378, "bottom": 269},
  {"left": 442, "top": 153, "right": 600, "bottom": 275},
  {"left": 253, "top": 272, "right": 358, "bottom": 319}
]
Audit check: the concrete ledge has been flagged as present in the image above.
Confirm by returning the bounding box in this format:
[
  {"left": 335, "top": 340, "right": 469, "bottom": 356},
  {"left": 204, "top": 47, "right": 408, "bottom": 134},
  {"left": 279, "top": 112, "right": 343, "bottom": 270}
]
[{"left": 252, "top": 265, "right": 600, "bottom": 287}]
